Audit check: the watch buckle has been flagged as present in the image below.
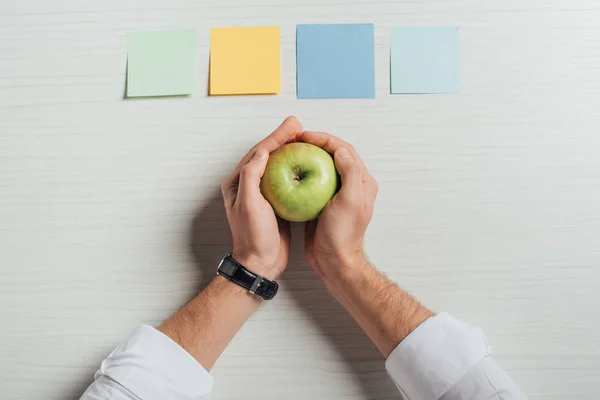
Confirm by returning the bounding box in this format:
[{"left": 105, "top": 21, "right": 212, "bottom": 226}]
[{"left": 249, "top": 275, "right": 264, "bottom": 295}]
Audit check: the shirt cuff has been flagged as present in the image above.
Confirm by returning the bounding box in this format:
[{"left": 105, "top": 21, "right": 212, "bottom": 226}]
[
  {"left": 385, "top": 312, "right": 491, "bottom": 400},
  {"left": 96, "top": 325, "right": 213, "bottom": 400}
]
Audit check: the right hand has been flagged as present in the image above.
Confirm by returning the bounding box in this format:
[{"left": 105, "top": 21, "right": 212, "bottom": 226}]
[{"left": 298, "top": 131, "right": 378, "bottom": 277}]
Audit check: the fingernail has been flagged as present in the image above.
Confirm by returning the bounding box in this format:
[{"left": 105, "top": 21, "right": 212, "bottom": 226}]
[
  {"left": 338, "top": 148, "right": 350, "bottom": 159},
  {"left": 254, "top": 150, "right": 267, "bottom": 160}
]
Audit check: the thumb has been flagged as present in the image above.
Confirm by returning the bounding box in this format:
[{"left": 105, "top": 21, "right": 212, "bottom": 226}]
[
  {"left": 237, "top": 149, "right": 269, "bottom": 203},
  {"left": 334, "top": 147, "right": 361, "bottom": 200}
]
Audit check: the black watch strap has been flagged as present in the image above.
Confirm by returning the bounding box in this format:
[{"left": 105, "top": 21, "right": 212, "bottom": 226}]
[{"left": 217, "top": 255, "right": 278, "bottom": 300}]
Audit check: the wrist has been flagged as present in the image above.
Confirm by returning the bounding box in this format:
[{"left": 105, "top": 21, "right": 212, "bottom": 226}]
[
  {"left": 313, "top": 251, "right": 370, "bottom": 282},
  {"left": 213, "top": 274, "right": 262, "bottom": 303}
]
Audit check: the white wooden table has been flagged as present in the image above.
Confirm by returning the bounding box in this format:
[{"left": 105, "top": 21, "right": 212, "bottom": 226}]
[{"left": 1, "top": 1, "right": 600, "bottom": 399}]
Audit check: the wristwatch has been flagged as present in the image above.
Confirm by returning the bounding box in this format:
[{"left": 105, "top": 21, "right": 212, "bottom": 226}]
[{"left": 216, "top": 255, "right": 279, "bottom": 300}]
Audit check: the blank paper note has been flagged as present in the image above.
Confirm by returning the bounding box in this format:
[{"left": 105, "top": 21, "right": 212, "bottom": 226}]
[
  {"left": 296, "top": 23, "right": 375, "bottom": 99},
  {"left": 390, "top": 27, "right": 460, "bottom": 94},
  {"left": 126, "top": 30, "right": 197, "bottom": 98},
  {"left": 209, "top": 26, "right": 281, "bottom": 95}
]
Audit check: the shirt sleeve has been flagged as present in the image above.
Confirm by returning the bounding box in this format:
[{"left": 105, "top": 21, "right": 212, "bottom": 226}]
[
  {"left": 385, "top": 313, "right": 528, "bottom": 400},
  {"left": 80, "top": 325, "right": 213, "bottom": 400}
]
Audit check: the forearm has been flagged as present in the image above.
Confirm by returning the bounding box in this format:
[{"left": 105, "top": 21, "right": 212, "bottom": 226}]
[
  {"left": 81, "top": 254, "right": 267, "bottom": 400},
  {"left": 81, "top": 118, "right": 300, "bottom": 399},
  {"left": 318, "top": 255, "right": 433, "bottom": 357},
  {"left": 321, "top": 258, "right": 527, "bottom": 399},
  {"left": 158, "top": 275, "right": 261, "bottom": 370}
]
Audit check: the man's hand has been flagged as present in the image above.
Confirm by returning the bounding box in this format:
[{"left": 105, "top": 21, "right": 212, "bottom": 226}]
[
  {"left": 299, "top": 130, "right": 379, "bottom": 278},
  {"left": 298, "top": 130, "right": 433, "bottom": 357},
  {"left": 222, "top": 116, "right": 303, "bottom": 280}
]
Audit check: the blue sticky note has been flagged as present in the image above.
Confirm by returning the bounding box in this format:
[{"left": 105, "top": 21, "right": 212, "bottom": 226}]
[
  {"left": 391, "top": 27, "right": 460, "bottom": 94},
  {"left": 296, "top": 23, "right": 375, "bottom": 99}
]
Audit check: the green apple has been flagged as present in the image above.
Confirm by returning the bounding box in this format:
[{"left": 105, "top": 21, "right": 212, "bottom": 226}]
[{"left": 260, "top": 142, "right": 339, "bottom": 222}]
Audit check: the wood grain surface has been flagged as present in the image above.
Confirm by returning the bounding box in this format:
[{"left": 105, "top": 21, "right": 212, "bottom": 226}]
[{"left": 1, "top": 1, "right": 599, "bottom": 399}]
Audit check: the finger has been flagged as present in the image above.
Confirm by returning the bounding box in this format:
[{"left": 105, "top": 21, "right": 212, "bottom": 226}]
[
  {"left": 299, "top": 130, "right": 353, "bottom": 154},
  {"left": 333, "top": 147, "right": 362, "bottom": 201},
  {"left": 261, "top": 115, "right": 303, "bottom": 152},
  {"left": 236, "top": 149, "right": 269, "bottom": 204},
  {"left": 223, "top": 117, "right": 302, "bottom": 207},
  {"left": 300, "top": 130, "right": 375, "bottom": 182},
  {"left": 232, "top": 116, "right": 303, "bottom": 177}
]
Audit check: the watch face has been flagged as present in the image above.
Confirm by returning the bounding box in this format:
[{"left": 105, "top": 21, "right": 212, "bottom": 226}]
[{"left": 218, "top": 257, "right": 237, "bottom": 276}]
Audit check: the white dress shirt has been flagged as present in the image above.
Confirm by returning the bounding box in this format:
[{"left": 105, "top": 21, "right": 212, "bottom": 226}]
[{"left": 80, "top": 313, "right": 527, "bottom": 400}]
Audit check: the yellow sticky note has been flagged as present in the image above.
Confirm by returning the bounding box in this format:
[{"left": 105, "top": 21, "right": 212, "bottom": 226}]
[{"left": 210, "top": 26, "right": 281, "bottom": 95}]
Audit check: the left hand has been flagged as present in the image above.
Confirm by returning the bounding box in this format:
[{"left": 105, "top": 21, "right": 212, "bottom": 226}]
[{"left": 221, "top": 116, "right": 303, "bottom": 280}]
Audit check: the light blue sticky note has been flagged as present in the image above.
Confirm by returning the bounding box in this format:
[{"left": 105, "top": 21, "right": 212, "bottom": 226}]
[
  {"left": 296, "top": 23, "right": 375, "bottom": 99},
  {"left": 391, "top": 27, "right": 460, "bottom": 94}
]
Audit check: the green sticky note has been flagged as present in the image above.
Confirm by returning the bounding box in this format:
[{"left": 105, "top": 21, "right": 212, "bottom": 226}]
[{"left": 126, "top": 30, "right": 197, "bottom": 98}]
